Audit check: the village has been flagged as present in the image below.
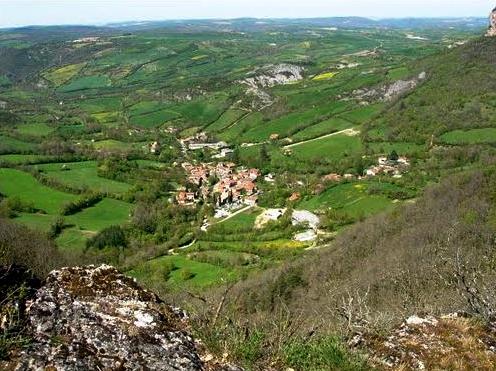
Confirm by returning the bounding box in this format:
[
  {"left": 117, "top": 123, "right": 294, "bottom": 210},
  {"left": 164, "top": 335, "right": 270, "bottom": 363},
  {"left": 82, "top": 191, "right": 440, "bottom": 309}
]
[
  {"left": 177, "top": 161, "right": 260, "bottom": 209},
  {"left": 168, "top": 129, "right": 411, "bottom": 243}
]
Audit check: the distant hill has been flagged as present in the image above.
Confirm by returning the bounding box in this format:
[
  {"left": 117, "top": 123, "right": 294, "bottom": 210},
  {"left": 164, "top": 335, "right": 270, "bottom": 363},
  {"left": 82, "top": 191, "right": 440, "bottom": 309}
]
[{"left": 107, "top": 16, "right": 488, "bottom": 32}]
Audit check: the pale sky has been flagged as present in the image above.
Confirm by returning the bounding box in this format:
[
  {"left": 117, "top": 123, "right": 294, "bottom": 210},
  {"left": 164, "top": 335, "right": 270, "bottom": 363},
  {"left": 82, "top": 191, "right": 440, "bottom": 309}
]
[{"left": 0, "top": 0, "right": 493, "bottom": 28}]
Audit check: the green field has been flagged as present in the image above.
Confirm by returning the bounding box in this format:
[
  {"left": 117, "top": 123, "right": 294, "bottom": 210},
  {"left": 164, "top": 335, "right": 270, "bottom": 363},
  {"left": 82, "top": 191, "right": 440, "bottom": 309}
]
[
  {"left": 0, "top": 168, "right": 77, "bottom": 214},
  {"left": 0, "top": 135, "right": 37, "bottom": 152},
  {"left": 291, "top": 117, "right": 353, "bottom": 142},
  {"left": 16, "top": 123, "right": 54, "bottom": 137},
  {"left": 130, "top": 109, "right": 180, "bottom": 128},
  {"left": 339, "top": 104, "right": 384, "bottom": 124},
  {"left": 92, "top": 139, "right": 143, "bottom": 151},
  {"left": 58, "top": 75, "right": 112, "bottom": 92},
  {"left": 290, "top": 132, "right": 363, "bottom": 161},
  {"left": 217, "top": 208, "right": 261, "bottom": 229},
  {"left": 13, "top": 198, "right": 131, "bottom": 249},
  {"left": 205, "top": 108, "right": 246, "bottom": 133},
  {"left": 65, "top": 198, "right": 131, "bottom": 231},
  {"left": 78, "top": 96, "right": 122, "bottom": 113},
  {"left": 241, "top": 105, "right": 340, "bottom": 142},
  {"left": 14, "top": 213, "right": 56, "bottom": 231},
  {"left": 130, "top": 255, "right": 238, "bottom": 291},
  {"left": 43, "top": 63, "right": 86, "bottom": 86},
  {"left": 439, "top": 128, "right": 496, "bottom": 145},
  {"left": 217, "top": 112, "right": 264, "bottom": 143},
  {"left": 174, "top": 93, "right": 230, "bottom": 126},
  {"left": 298, "top": 182, "right": 397, "bottom": 216},
  {"left": 34, "top": 161, "right": 132, "bottom": 194},
  {"left": 0, "top": 154, "right": 53, "bottom": 164}
]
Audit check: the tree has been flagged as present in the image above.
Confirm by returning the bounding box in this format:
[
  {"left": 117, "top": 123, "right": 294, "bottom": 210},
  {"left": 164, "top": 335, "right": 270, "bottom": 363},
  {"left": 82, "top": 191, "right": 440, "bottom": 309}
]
[
  {"left": 86, "top": 225, "right": 127, "bottom": 250},
  {"left": 260, "top": 144, "right": 270, "bottom": 166},
  {"left": 388, "top": 150, "right": 399, "bottom": 162}
]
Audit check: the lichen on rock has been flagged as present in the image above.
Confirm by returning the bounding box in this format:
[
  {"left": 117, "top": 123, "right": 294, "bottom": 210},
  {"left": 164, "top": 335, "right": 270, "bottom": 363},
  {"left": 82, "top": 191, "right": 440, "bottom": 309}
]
[{"left": 11, "top": 265, "right": 204, "bottom": 370}]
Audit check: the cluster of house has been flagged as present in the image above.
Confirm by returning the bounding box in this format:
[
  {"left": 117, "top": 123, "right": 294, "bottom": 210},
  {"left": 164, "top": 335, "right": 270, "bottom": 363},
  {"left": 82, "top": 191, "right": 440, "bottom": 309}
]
[
  {"left": 365, "top": 156, "right": 410, "bottom": 178},
  {"left": 323, "top": 173, "right": 356, "bottom": 183},
  {"left": 176, "top": 162, "right": 260, "bottom": 207},
  {"left": 181, "top": 132, "right": 228, "bottom": 151},
  {"left": 72, "top": 37, "right": 100, "bottom": 43},
  {"left": 320, "top": 156, "right": 410, "bottom": 185}
]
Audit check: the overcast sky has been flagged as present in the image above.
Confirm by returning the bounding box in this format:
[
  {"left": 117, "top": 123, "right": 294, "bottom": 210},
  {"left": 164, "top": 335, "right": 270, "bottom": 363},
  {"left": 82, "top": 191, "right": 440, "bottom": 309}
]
[{"left": 0, "top": 0, "right": 493, "bottom": 28}]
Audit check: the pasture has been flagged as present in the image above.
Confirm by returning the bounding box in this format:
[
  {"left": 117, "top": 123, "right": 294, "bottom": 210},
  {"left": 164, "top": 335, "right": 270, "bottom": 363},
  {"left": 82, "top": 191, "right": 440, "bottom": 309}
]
[
  {"left": 291, "top": 117, "right": 353, "bottom": 142},
  {"left": 34, "top": 161, "right": 132, "bottom": 195},
  {"left": 43, "top": 63, "right": 86, "bottom": 86},
  {"left": 0, "top": 168, "right": 77, "bottom": 214},
  {"left": 130, "top": 255, "right": 238, "bottom": 291},
  {"left": 65, "top": 198, "right": 131, "bottom": 231},
  {"left": 439, "top": 128, "right": 496, "bottom": 145},
  {"left": 16, "top": 123, "right": 54, "bottom": 137},
  {"left": 290, "top": 132, "right": 363, "bottom": 161},
  {"left": 298, "top": 181, "right": 397, "bottom": 217},
  {"left": 58, "top": 75, "right": 112, "bottom": 93}
]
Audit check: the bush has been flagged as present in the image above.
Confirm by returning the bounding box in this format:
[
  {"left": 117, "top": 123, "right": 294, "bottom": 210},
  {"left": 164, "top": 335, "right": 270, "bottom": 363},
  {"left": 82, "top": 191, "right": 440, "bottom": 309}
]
[
  {"left": 283, "top": 336, "right": 368, "bottom": 371},
  {"left": 0, "top": 196, "right": 37, "bottom": 217},
  {"left": 180, "top": 269, "right": 195, "bottom": 281},
  {"left": 48, "top": 217, "right": 65, "bottom": 239},
  {"left": 86, "top": 225, "right": 127, "bottom": 250},
  {"left": 61, "top": 193, "right": 102, "bottom": 216}
]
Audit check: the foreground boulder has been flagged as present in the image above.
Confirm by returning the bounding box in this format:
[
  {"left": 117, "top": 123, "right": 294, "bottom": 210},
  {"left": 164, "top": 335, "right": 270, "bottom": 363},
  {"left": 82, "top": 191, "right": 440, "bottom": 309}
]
[
  {"left": 3, "top": 265, "right": 232, "bottom": 370},
  {"left": 356, "top": 313, "right": 496, "bottom": 370}
]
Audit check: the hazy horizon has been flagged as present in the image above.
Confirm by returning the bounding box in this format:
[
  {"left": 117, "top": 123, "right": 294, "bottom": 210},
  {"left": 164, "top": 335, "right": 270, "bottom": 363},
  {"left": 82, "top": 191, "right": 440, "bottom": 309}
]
[{"left": 0, "top": 0, "right": 493, "bottom": 29}]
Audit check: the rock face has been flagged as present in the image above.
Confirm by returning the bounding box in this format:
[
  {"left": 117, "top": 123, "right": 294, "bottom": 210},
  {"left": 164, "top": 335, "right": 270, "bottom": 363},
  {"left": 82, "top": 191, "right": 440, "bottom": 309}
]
[
  {"left": 357, "top": 313, "right": 496, "bottom": 370},
  {"left": 487, "top": 7, "right": 496, "bottom": 37},
  {"left": 243, "top": 64, "right": 304, "bottom": 89},
  {"left": 8, "top": 265, "right": 206, "bottom": 370},
  {"left": 351, "top": 71, "right": 426, "bottom": 103},
  {"left": 241, "top": 64, "right": 304, "bottom": 109}
]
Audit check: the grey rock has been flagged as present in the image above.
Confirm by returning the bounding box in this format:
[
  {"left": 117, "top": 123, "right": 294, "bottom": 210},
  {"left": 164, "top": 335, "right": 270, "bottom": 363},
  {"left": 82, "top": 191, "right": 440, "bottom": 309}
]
[{"left": 14, "top": 265, "right": 204, "bottom": 371}]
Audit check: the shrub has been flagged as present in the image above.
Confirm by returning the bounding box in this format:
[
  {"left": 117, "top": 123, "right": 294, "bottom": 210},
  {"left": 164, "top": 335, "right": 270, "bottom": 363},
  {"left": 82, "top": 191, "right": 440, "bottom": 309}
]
[
  {"left": 48, "top": 217, "right": 65, "bottom": 239},
  {"left": 180, "top": 269, "right": 195, "bottom": 281},
  {"left": 0, "top": 196, "right": 37, "bottom": 217},
  {"left": 283, "top": 336, "right": 368, "bottom": 371},
  {"left": 61, "top": 193, "right": 102, "bottom": 216},
  {"left": 86, "top": 225, "right": 127, "bottom": 250}
]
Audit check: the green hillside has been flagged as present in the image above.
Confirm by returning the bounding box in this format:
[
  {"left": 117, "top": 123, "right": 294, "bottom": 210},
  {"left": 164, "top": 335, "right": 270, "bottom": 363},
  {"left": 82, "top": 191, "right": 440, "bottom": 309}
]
[{"left": 2, "top": 17, "right": 496, "bottom": 369}]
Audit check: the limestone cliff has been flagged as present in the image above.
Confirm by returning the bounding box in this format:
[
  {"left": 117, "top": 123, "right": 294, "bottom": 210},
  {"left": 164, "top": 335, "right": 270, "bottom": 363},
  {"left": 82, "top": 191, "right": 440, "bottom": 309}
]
[
  {"left": 487, "top": 7, "right": 496, "bottom": 37},
  {"left": 1, "top": 265, "right": 239, "bottom": 371}
]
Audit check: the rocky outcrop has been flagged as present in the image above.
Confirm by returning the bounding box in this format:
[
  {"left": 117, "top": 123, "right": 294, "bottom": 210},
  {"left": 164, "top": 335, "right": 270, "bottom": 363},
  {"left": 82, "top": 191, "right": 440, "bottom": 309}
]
[
  {"left": 350, "top": 71, "right": 426, "bottom": 103},
  {"left": 243, "top": 64, "right": 304, "bottom": 89},
  {"left": 487, "top": 7, "right": 496, "bottom": 37},
  {"left": 2, "top": 265, "right": 239, "bottom": 371},
  {"left": 241, "top": 64, "right": 304, "bottom": 109},
  {"left": 354, "top": 313, "right": 496, "bottom": 370}
]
